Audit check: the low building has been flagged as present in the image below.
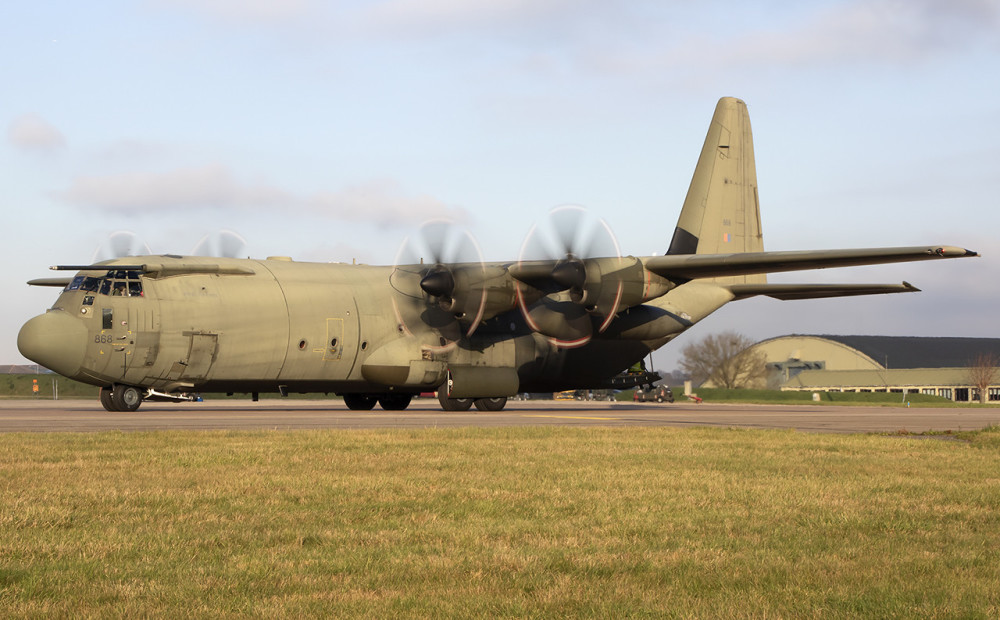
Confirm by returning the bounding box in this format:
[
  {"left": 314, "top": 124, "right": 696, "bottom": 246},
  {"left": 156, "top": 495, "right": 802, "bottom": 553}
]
[{"left": 749, "top": 335, "right": 1000, "bottom": 402}]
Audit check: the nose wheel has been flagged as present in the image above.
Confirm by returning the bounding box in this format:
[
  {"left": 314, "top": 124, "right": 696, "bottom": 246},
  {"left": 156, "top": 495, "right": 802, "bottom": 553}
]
[{"left": 99, "top": 384, "right": 144, "bottom": 412}]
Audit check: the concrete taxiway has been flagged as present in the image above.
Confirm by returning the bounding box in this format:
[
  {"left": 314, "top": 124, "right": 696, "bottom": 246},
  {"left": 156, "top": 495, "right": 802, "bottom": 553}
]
[{"left": 1, "top": 399, "right": 998, "bottom": 433}]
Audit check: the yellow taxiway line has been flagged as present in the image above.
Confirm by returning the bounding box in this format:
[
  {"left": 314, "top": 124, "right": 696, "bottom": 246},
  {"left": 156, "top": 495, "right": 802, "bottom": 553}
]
[{"left": 522, "top": 414, "right": 618, "bottom": 421}]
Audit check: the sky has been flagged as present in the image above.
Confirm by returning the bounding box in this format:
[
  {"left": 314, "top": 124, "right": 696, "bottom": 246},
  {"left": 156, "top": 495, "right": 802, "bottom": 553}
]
[{"left": 3, "top": 0, "right": 999, "bottom": 371}]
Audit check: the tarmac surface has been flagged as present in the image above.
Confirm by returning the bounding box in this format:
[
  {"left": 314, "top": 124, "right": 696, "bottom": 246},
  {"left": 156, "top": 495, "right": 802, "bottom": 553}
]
[{"left": 2, "top": 398, "right": 999, "bottom": 433}]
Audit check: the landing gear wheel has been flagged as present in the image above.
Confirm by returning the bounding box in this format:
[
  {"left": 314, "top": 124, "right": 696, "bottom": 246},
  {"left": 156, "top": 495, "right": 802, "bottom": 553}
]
[
  {"left": 438, "top": 391, "right": 473, "bottom": 411},
  {"left": 99, "top": 387, "right": 118, "bottom": 412},
  {"left": 111, "top": 384, "right": 143, "bottom": 412},
  {"left": 474, "top": 397, "right": 507, "bottom": 411},
  {"left": 343, "top": 393, "right": 378, "bottom": 410},
  {"left": 378, "top": 394, "right": 413, "bottom": 411}
]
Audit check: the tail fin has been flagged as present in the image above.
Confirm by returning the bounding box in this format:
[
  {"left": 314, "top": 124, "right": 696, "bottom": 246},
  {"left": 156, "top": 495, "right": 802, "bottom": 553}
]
[{"left": 668, "top": 97, "right": 765, "bottom": 283}]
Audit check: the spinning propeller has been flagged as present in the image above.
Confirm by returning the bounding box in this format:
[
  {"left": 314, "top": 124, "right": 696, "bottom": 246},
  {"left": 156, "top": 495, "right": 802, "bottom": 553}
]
[
  {"left": 192, "top": 229, "right": 248, "bottom": 258},
  {"left": 514, "top": 206, "right": 639, "bottom": 347},
  {"left": 91, "top": 231, "right": 152, "bottom": 262},
  {"left": 391, "top": 220, "right": 490, "bottom": 350},
  {"left": 389, "top": 209, "right": 648, "bottom": 352}
]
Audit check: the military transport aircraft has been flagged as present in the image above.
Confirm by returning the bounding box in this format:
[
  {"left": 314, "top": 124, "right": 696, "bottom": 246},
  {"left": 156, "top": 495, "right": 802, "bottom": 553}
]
[{"left": 18, "top": 97, "right": 977, "bottom": 412}]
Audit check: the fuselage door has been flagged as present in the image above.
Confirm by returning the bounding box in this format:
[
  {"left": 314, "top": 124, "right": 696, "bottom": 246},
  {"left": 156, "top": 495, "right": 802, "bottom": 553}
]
[
  {"left": 181, "top": 332, "right": 219, "bottom": 379},
  {"left": 127, "top": 298, "right": 160, "bottom": 375},
  {"left": 92, "top": 298, "right": 133, "bottom": 381}
]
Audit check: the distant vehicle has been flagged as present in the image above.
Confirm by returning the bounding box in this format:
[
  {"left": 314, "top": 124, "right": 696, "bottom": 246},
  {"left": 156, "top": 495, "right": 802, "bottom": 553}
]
[
  {"left": 514, "top": 393, "right": 553, "bottom": 400},
  {"left": 572, "top": 389, "right": 618, "bottom": 401},
  {"left": 634, "top": 385, "right": 674, "bottom": 403},
  {"left": 554, "top": 390, "right": 576, "bottom": 400}
]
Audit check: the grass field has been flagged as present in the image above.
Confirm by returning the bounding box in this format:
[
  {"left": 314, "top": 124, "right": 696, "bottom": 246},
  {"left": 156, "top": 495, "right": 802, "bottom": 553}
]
[{"left": 2, "top": 426, "right": 998, "bottom": 617}]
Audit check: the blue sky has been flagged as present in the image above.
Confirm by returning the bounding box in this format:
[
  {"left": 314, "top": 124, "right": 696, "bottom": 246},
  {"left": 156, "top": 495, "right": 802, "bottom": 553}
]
[{"left": 4, "top": 0, "right": 998, "bottom": 370}]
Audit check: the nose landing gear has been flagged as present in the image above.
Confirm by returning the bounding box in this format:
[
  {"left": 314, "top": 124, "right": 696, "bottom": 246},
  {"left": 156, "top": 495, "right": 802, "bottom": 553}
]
[{"left": 99, "top": 384, "right": 144, "bottom": 412}]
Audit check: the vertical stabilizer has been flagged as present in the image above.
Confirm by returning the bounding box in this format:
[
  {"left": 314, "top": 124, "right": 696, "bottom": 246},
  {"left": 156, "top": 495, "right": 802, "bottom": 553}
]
[{"left": 667, "top": 97, "right": 765, "bottom": 284}]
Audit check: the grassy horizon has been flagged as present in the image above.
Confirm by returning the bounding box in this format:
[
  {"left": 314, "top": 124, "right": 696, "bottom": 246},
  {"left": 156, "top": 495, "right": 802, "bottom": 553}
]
[{"left": 2, "top": 426, "right": 999, "bottom": 617}]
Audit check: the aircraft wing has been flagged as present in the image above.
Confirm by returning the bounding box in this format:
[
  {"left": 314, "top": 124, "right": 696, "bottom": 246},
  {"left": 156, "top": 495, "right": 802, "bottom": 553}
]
[
  {"left": 728, "top": 282, "right": 919, "bottom": 301},
  {"left": 643, "top": 245, "right": 977, "bottom": 281}
]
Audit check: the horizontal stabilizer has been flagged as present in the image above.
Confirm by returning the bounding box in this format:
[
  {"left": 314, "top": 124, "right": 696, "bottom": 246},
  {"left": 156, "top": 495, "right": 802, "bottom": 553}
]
[
  {"left": 728, "top": 282, "right": 919, "bottom": 301},
  {"left": 645, "top": 246, "right": 977, "bottom": 281}
]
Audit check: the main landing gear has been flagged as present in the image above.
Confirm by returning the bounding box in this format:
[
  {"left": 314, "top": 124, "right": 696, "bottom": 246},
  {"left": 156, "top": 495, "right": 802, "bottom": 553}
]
[
  {"left": 438, "top": 392, "right": 507, "bottom": 412},
  {"left": 342, "top": 393, "right": 414, "bottom": 411},
  {"left": 341, "top": 393, "right": 509, "bottom": 412},
  {"left": 473, "top": 397, "right": 507, "bottom": 411},
  {"left": 99, "top": 384, "right": 143, "bottom": 412}
]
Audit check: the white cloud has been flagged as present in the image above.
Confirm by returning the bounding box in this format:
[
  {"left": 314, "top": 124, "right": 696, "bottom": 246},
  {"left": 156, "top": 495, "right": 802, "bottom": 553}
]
[
  {"left": 309, "top": 179, "right": 468, "bottom": 226},
  {"left": 58, "top": 164, "right": 289, "bottom": 211},
  {"left": 7, "top": 114, "right": 66, "bottom": 151},
  {"left": 738, "top": 0, "right": 1000, "bottom": 66},
  {"left": 57, "top": 165, "right": 466, "bottom": 227},
  {"left": 353, "top": 0, "right": 999, "bottom": 75},
  {"left": 559, "top": 0, "right": 1000, "bottom": 87},
  {"left": 149, "top": 0, "right": 999, "bottom": 71}
]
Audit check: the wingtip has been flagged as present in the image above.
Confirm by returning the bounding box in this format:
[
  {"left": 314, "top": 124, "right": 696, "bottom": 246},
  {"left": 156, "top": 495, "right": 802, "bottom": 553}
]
[{"left": 932, "top": 246, "right": 979, "bottom": 258}]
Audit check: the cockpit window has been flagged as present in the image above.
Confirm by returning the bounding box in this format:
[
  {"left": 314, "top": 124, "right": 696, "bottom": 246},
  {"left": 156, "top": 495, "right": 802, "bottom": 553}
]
[{"left": 67, "top": 271, "right": 144, "bottom": 297}]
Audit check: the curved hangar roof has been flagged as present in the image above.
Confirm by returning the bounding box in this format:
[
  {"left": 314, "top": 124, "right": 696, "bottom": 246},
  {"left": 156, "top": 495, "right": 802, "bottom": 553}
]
[{"left": 752, "top": 335, "right": 1000, "bottom": 370}]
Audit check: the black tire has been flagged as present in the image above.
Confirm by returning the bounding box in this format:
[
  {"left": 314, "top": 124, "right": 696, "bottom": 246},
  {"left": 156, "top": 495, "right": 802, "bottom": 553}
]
[
  {"left": 99, "top": 386, "right": 118, "bottom": 412},
  {"left": 656, "top": 396, "right": 664, "bottom": 403},
  {"left": 111, "top": 384, "right": 143, "bottom": 412},
  {"left": 343, "top": 393, "right": 377, "bottom": 410},
  {"left": 474, "top": 397, "right": 507, "bottom": 411},
  {"left": 438, "top": 391, "right": 473, "bottom": 411},
  {"left": 378, "top": 394, "right": 412, "bottom": 411}
]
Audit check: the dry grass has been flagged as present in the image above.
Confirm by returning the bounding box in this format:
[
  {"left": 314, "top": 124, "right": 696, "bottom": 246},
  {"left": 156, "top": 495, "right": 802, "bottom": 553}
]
[{"left": 2, "top": 427, "right": 999, "bottom": 617}]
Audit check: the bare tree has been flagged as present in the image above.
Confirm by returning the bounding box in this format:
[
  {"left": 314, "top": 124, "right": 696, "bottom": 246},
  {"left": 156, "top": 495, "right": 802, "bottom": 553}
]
[
  {"left": 968, "top": 353, "right": 998, "bottom": 404},
  {"left": 679, "top": 331, "right": 767, "bottom": 389}
]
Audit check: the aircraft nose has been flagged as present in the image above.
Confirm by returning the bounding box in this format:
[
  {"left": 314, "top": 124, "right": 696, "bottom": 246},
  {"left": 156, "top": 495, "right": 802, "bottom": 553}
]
[{"left": 17, "top": 311, "right": 88, "bottom": 378}]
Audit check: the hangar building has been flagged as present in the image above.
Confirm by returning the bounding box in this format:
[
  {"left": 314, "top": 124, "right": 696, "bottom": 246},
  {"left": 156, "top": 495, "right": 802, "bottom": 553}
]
[{"left": 750, "top": 335, "right": 1000, "bottom": 402}]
